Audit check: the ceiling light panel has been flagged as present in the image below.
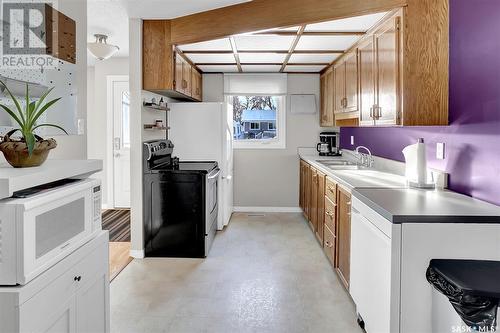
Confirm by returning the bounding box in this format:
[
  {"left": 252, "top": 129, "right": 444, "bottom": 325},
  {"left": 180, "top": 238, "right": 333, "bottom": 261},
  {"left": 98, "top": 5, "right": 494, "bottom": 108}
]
[
  {"left": 198, "top": 65, "right": 239, "bottom": 72},
  {"left": 305, "top": 12, "right": 388, "bottom": 32},
  {"left": 295, "top": 35, "right": 359, "bottom": 51},
  {"left": 238, "top": 53, "right": 287, "bottom": 63},
  {"left": 179, "top": 38, "right": 232, "bottom": 51},
  {"left": 234, "top": 35, "right": 295, "bottom": 51},
  {"left": 185, "top": 53, "right": 237, "bottom": 64},
  {"left": 285, "top": 65, "right": 327, "bottom": 72},
  {"left": 278, "top": 26, "right": 300, "bottom": 32},
  {"left": 289, "top": 53, "right": 340, "bottom": 63},
  {"left": 241, "top": 65, "right": 282, "bottom": 72}
]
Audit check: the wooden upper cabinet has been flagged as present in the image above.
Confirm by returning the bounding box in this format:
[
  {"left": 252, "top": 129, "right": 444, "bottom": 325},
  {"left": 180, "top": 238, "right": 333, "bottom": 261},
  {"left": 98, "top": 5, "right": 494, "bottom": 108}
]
[
  {"left": 333, "top": 63, "right": 345, "bottom": 113},
  {"left": 143, "top": 20, "right": 202, "bottom": 101},
  {"left": 359, "top": 36, "right": 376, "bottom": 126},
  {"left": 336, "top": 185, "right": 351, "bottom": 290},
  {"left": 374, "top": 16, "right": 400, "bottom": 125},
  {"left": 344, "top": 51, "right": 359, "bottom": 113},
  {"left": 320, "top": 68, "right": 334, "bottom": 127},
  {"left": 191, "top": 70, "right": 203, "bottom": 101}
]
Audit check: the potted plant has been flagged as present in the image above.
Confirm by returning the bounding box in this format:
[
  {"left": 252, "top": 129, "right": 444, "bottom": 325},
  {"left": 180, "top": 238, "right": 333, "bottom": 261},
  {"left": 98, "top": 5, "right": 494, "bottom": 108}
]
[{"left": 0, "top": 81, "right": 67, "bottom": 168}]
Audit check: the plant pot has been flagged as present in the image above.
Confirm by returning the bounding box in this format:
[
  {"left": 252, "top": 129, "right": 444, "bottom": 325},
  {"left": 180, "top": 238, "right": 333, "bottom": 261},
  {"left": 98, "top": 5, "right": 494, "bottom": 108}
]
[{"left": 0, "top": 136, "right": 57, "bottom": 168}]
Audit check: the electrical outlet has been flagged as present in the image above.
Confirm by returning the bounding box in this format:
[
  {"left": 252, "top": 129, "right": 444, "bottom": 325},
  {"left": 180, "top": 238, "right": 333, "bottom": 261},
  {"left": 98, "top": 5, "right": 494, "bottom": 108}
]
[
  {"left": 350, "top": 136, "right": 354, "bottom": 145},
  {"left": 77, "top": 118, "right": 85, "bottom": 135},
  {"left": 436, "top": 142, "right": 445, "bottom": 160}
]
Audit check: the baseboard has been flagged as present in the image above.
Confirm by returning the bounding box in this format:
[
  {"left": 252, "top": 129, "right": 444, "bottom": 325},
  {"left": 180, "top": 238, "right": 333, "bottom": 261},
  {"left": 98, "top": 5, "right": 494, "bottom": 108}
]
[
  {"left": 233, "top": 206, "right": 302, "bottom": 213},
  {"left": 129, "top": 249, "right": 144, "bottom": 258}
]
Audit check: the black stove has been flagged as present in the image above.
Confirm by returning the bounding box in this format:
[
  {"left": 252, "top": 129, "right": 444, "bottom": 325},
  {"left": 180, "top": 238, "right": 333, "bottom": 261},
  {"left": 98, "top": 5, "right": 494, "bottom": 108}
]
[{"left": 142, "top": 140, "right": 220, "bottom": 258}]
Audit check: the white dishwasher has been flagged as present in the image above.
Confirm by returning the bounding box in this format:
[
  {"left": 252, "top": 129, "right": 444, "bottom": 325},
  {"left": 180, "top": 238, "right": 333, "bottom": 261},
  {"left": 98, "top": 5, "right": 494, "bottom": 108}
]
[{"left": 350, "top": 197, "right": 400, "bottom": 333}]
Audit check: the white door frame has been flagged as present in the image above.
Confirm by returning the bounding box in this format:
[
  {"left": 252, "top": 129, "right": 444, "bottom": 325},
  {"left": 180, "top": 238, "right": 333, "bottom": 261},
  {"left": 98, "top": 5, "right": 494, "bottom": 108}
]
[{"left": 106, "top": 75, "right": 129, "bottom": 209}]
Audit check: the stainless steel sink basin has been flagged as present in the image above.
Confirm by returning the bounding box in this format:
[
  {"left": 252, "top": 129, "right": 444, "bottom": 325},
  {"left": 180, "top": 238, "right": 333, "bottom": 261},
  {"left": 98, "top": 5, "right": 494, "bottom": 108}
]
[
  {"left": 315, "top": 159, "right": 356, "bottom": 166},
  {"left": 316, "top": 160, "right": 365, "bottom": 170}
]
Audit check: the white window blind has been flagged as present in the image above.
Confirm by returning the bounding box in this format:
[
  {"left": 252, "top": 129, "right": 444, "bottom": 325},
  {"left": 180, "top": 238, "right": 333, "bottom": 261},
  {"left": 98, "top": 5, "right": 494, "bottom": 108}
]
[{"left": 223, "top": 73, "right": 288, "bottom": 96}]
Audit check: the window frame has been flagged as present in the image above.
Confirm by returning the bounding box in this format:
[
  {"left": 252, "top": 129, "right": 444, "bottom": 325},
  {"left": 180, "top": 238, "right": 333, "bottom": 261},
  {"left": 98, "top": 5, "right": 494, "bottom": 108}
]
[
  {"left": 230, "top": 95, "right": 286, "bottom": 150},
  {"left": 249, "top": 122, "right": 260, "bottom": 130}
]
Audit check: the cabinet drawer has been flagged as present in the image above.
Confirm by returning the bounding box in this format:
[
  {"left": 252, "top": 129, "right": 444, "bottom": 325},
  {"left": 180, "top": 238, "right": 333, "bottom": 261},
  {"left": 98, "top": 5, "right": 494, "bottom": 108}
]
[
  {"left": 323, "top": 225, "right": 336, "bottom": 265},
  {"left": 324, "top": 196, "right": 336, "bottom": 234},
  {"left": 325, "top": 177, "right": 337, "bottom": 202}
]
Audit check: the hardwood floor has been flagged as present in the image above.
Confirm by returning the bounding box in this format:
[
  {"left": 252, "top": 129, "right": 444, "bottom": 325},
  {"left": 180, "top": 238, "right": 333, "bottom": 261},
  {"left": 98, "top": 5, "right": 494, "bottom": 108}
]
[{"left": 109, "top": 242, "right": 133, "bottom": 281}]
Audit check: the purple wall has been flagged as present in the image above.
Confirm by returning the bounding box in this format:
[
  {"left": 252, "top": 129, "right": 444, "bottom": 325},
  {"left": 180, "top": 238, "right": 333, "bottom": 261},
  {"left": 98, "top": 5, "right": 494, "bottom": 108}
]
[{"left": 340, "top": 0, "right": 500, "bottom": 205}]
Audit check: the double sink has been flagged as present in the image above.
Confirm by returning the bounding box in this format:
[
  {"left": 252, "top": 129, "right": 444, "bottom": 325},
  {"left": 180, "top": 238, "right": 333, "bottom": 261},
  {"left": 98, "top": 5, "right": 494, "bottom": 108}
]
[{"left": 316, "top": 159, "right": 365, "bottom": 170}]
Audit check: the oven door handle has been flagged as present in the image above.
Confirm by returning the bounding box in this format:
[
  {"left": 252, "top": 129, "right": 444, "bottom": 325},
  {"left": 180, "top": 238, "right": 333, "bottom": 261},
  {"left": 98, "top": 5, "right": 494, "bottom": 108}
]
[{"left": 207, "top": 169, "right": 221, "bottom": 180}]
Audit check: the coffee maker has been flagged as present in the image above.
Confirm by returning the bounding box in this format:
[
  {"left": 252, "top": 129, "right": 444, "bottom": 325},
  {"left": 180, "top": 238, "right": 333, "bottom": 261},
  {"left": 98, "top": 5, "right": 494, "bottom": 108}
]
[{"left": 317, "top": 132, "right": 341, "bottom": 156}]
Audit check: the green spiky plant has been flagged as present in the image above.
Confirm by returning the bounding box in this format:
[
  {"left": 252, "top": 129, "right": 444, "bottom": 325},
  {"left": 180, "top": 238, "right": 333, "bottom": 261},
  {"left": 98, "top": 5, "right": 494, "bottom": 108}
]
[{"left": 0, "top": 80, "right": 67, "bottom": 156}]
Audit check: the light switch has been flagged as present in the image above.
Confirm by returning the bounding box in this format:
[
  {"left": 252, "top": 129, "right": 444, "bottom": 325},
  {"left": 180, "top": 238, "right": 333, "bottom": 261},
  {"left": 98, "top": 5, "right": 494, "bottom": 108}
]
[
  {"left": 436, "top": 142, "right": 445, "bottom": 160},
  {"left": 350, "top": 136, "right": 354, "bottom": 145},
  {"left": 77, "top": 118, "right": 85, "bottom": 135}
]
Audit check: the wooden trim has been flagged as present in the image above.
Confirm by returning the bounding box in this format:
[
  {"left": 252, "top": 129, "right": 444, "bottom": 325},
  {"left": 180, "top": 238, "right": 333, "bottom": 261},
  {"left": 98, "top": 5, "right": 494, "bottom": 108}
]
[
  {"left": 254, "top": 31, "right": 366, "bottom": 36},
  {"left": 280, "top": 25, "right": 305, "bottom": 72},
  {"left": 195, "top": 62, "right": 329, "bottom": 66},
  {"left": 229, "top": 37, "right": 243, "bottom": 72},
  {"left": 170, "top": 0, "right": 407, "bottom": 45},
  {"left": 143, "top": 20, "right": 174, "bottom": 91},
  {"left": 175, "top": 47, "right": 202, "bottom": 73},
  {"left": 182, "top": 50, "right": 345, "bottom": 54}
]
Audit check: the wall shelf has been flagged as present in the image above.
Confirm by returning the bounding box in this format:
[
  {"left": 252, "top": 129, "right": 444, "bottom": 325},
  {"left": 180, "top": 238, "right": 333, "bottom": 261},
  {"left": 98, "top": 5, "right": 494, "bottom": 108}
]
[
  {"left": 144, "top": 124, "right": 169, "bottom": 130},
  {"left": 142, "top": 103, "right": 170, "bottom": 112}
]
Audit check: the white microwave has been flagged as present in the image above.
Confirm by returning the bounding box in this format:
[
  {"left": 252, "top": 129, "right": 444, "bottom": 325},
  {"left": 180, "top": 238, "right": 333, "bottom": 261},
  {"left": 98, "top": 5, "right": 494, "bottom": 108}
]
[{"left": 0, "top": 178, "right": 102, "bottom": 285}]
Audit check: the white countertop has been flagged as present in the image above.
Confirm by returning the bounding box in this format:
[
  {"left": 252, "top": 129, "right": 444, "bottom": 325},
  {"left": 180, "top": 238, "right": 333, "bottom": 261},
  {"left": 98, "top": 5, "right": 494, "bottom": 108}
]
[
  {"left": 299, "top": 152, "right": 407, "bottom": 190},
  {"left": 0, "top": 159, "right": 103, "bottom": 200},
  {"left": 299, "top": 150, "right": 500, "bottom": 223},
  {"left": 353, "top": 188, "right": 500, "bottom": 224}
]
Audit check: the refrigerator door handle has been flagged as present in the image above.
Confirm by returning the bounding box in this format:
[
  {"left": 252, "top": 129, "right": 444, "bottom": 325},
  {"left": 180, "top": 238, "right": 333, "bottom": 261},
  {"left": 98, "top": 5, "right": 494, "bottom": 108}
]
[{"left": 222, "top": 175, "right": 232, "bottom": 180}]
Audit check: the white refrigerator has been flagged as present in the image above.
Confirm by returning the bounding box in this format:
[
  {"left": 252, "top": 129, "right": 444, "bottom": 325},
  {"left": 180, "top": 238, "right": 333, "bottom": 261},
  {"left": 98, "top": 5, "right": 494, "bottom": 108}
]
[{"left": 168, "top": 102, "right": 233, "bottom": 230}]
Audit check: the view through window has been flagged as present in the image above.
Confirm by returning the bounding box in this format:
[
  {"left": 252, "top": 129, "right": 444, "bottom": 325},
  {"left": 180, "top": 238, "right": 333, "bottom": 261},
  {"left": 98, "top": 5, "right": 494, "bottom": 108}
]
[{"left": 232, "top": 96, "right": 278, "bottom": 141}]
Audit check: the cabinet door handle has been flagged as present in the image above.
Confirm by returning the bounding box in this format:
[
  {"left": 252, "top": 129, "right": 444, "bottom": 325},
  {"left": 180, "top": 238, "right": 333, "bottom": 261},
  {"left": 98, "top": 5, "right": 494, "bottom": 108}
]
[
  {"left": 325, "top": 241, "right": 334, "bottom": 248},
  {"left": 327, "top": 186, "right": 335, "bottom": 193},
  {"left": 370, "top": 106, "right": 374, "bottom": 118},
  {"left": 325, "top": 211, "right": 334, "bottom": 217},
  {"left": 74, "top": 276, "right": 82, "bottom": 282},
  {"left": 377, "top": 106, "right": 382, "bottom": 118}
]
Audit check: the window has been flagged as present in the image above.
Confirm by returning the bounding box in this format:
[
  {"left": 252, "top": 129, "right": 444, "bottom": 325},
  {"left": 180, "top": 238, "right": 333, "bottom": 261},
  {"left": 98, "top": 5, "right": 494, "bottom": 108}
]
[{"left": 231, "top": 95, "right": 286, "bottom": 149}]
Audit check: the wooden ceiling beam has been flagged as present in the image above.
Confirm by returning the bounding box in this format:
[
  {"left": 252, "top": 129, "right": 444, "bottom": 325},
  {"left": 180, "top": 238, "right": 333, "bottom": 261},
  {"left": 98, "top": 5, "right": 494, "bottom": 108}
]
[
  {"left": 229, "top": 37, "right": 242, "bottom": 72},
  {"left": 254, "top": 31, "right": 366, "bottom": 36},
  {"left": 195, "top": 62, "right": 330, "bottom": 66},
  {"left": 170, "top": 0, "right": 406, "bottom": 45},
  {"left": 182, "top": 49, "right": 345, "bottom": 54},
  {"left": 280, "top": 25, "right": 305, "bottom": 72}
]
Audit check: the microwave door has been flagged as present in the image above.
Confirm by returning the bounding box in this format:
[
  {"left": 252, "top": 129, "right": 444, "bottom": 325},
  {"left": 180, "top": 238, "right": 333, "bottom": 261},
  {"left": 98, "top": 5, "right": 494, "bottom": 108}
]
[{"left": 19, "top": 187, "right": 94, "bottom": 284}]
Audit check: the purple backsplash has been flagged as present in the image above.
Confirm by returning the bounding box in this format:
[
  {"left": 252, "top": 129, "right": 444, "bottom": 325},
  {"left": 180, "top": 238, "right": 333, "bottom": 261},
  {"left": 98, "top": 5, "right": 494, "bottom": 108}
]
[{"left": 340, "top": 0, "right": 500, "bottom": 205}]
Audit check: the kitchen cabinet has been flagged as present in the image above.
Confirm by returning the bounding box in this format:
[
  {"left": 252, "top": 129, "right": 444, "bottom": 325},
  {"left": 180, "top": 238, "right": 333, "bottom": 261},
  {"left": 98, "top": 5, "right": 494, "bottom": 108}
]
[
  {"left": 315, "top": 170, "right": 326, "bottom": 245},
  {"left": 323, "top": 176, "right": 337, "bottom": 266},
  {"left": 333, "top": 50, "right": 358, "bottom": 115},
  {"left": 44, "top": 4, "right": 76, "bottom": 64},
  {"left": 336, "top": 185, "right": 351, "bottom": 290},
  {"left": 1, "top": 232, "right": 109, "bottom": 333},
  {"left": 299, "top": 160, "right": 311, "bottom": 220},
  {"left": 359, "top": 16, "right": 401, "bottom": 126},
  {"left": 309, "top": 167, "right": 319, "bottom": 232},
  {"left": 320, "top": 68, "right": 334, "bottom": 127},
  {"left": 191, "top": 70, "right": 203, "bottom": 101},
  {"left": 143, "top": 21, "right": 202, "bottom": 101}
]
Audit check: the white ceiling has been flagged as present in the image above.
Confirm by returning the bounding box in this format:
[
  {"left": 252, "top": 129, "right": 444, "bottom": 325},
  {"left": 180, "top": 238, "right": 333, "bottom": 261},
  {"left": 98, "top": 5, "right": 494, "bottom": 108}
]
[
  {"left": 87, "top": 0, "right": 251, "bottom": 65},
  {"left": 180, "top": 11, "right": 389, "bottom": 73}
]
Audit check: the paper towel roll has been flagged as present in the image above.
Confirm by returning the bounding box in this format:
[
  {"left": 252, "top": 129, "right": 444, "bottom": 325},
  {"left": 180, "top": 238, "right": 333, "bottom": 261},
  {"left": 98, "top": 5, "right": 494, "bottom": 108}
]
[{"left": 402, "top": 138, "right": 427, "bottom": 185}]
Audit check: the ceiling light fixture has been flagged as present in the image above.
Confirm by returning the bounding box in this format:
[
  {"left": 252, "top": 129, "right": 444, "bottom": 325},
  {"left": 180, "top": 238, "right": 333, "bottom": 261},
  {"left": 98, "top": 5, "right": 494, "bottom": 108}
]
[{"left": 87, "top": 34, "right": 120, "bottom": 60}]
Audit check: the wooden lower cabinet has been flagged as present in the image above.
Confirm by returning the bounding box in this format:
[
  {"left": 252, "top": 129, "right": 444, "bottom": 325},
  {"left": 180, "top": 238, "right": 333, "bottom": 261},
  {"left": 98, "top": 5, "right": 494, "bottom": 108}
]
[
  {"left": 323, "top": 225, "right": 336, "bottom": 264},
  {"left": 315, "top": 170, "right": 326, "bottom": 245},
  {"left": 309, "top": 167, "right": 318, "bottom": 232},
  {"left": 336, "top": 185, "right": 352, "bottom": 290}
]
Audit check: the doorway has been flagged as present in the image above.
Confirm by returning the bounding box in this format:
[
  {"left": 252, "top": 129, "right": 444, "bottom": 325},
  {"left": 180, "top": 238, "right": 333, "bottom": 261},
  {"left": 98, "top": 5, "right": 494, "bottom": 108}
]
[{"left": 105, "top": 75, "right": 132, "bottom": 281}]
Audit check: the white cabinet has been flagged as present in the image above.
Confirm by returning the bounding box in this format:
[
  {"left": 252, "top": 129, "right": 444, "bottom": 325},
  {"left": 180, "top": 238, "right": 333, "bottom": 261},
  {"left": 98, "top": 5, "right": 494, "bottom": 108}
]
[
  {"left": 349, "top": 196, "right": 500, "bottom": 333},
  {"left": 0, "top": 231, "right": 109, "bottom": 333}
]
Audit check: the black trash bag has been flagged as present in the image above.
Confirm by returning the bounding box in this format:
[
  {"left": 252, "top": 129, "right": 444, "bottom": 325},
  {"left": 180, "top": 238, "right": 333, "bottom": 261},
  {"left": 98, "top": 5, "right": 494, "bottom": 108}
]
[{"left": 426, "top": 262, "right": 499, "bottom": 331}]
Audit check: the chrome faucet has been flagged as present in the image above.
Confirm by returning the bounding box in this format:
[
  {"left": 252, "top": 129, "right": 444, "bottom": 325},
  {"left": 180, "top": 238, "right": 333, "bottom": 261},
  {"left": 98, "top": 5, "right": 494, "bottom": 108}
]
[{"left": 355, "top": 146, "right": 374, "bottom": 168}]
